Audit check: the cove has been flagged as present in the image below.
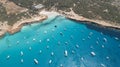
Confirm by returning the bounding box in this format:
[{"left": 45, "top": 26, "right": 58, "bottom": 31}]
[{"left": 0, "top": 16, "right": 120, "bottom": 67}]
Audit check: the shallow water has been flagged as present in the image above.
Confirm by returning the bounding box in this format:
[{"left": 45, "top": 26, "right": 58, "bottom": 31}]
[{"left": 0, "top": 16, "right": 120, "bottom": 67}]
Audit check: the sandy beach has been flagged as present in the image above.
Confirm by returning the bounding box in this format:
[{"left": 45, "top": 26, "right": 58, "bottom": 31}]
[{"left": 39, "top": 9, "right": 120, "bottom": 31}]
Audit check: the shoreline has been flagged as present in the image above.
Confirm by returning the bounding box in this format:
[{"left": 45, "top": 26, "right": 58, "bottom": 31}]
[
  {"left": 0, "top": 14, "right": 47, "bottom": 37},
  {"left": 58, "top": 9, "right": 120, "bottom": 30},
  {"left": 7, "top": 14, "right": 47, "bottom": 34},
  {"left": 0, "top": 10, "right": 120, "bottom": 38}
]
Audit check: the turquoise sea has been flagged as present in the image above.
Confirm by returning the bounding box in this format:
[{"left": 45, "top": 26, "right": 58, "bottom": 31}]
[{"left": 0, "top": 16, "right": 120, "bottom": 67}]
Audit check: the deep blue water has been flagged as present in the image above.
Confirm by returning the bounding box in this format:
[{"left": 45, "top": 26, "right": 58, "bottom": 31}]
[{"left": 0, "top": 16, "right": 120, "bottom": 67}]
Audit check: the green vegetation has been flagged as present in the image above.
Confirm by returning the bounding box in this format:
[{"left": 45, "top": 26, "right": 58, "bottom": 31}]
[
  {"left": 0, "top": 3, "right": 7, "bottom": 22},
  {"left": 9, "top": 0, "right": 120, "bottom": 23},
  {"left": 0, "top": 2, "right": 37, "bottom": 25},
  {"left": 0, "top": 0, "right": 120, "bottom": 25}
]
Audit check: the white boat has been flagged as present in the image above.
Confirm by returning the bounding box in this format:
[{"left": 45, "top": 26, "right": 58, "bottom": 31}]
[
  {"left": 17, "top": 41, "right": 20, "bottom": 44},
  {"left": 115, "top": 37, "right": 119, "bottom": 40},
  {"left": 39, "top": 50, "right": 42, "bottom": 54},
  {"left": 60, "top": 64, "right": 63, "bottom": 67},
  {"left": 60, "top": 32, "right": 63, "bottom": 36},
  {"left": 100, "top": 63, "right": 106, "bottom": 67},
  {"left": 82, "top": 38, "right": 85, "bottom": 41},
  {"left": 81, "top": 57, "right": 84, "bottom": 61},
  {"left": 47, "top": 38, "right": 50, "bottom": 42},
  {"left": 96, "top": 41, "right": 99, "bottom": 45},
  {"left": 51, "top": 52, "right": 54, "bottom": 56},
  {"left": 52, "top": 29, "right": 55, "bottom": 31},
  {"left": 91, "top": 52, "right": 96, "bottom": 56},
  {"left": 71, "top": 50, "right": 75, "bottom": 54},
  {"left": 90, "top": 46, "right": 94, "bottom": 49},
  {"left": 46, "top": 45, "right": 49, "bottom": 49},
  {"left": 89, "top": 32, "right": 93, "bottom": 36},
  {"left": 76, "top": 44, "right": 79, "bottom": 48},
  {"left": 29, "top": 47, "right": 32, "bottom": 50},
  {"left": 39, "top": 40, "right": 42, "bottom": 43},
  {"left": 49, "top": 59, "right": 52, "bottom": 64},
  {"left": 6, "top": 55, "right": 10, "bottom": 59},
  {"left": 87, "top": 36, "right": 91, "bottom": 39},
  {"left": 65, "top": 42, "right": 68, "bottom": 45},
  {"left": 103, "top": 38, "right": 107, "bottom": 42},
  {"left": 102, "top": 45, "right": 105, "bottom": 48},
  {"left": 21, "top": 59, "right": 24, "bottom": 63},
  {"left": 106, "top": 56, "right": 110, "bottom": 60},
  {"left": 21, "top": 51, "right": 24, "bottom": 56},
  {"left": 33, "top": 38, "right": 36, "bottom": 41},
  {"left": 64, "top": 50, "right": 68, "bottom": 57},
  {"left": 34, "top": 59, "right": 39, "bottom": 64},
  {"left": 44, "top": 30, "right": 47, "bottom": 34}
]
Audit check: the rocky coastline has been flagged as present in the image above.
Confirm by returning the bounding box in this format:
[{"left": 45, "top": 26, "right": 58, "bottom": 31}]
[
  {"left": 0, "top": 9, "right": 120, "bottom": 38},
  {"left": 0, "top": 14, "right": 47, "bottom": 37},
  {"left": 58, "top": 9, "right": 120, "bottom": 31}
]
